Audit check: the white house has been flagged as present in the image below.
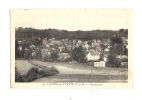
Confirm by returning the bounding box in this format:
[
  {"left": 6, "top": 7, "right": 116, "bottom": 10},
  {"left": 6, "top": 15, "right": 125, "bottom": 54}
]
[
  {"left": 94, "top": 61, "right": 105, "bottom": 67},
  {"left": 58, "top": 53, "right": 70, "bottom": 59},
  {"left": 78, "top": 40, "right": 82, "bottom": 43},
  {"left": 86, "top": 50, "right": 100, "bottom": 61}
]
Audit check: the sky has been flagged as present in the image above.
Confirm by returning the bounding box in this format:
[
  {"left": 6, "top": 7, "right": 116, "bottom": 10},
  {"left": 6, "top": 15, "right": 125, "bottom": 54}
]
[{"left": 11, "top": 9, "right": 132, "bottom": 31}]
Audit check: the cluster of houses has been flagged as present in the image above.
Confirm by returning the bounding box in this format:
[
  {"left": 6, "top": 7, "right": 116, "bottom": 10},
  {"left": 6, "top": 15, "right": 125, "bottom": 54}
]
[
  {"left": 40, "top": 37, "right": 111, "bottom": 62},
  {"left": 17, "top": 36, "right": 128, "bottom": 67}
]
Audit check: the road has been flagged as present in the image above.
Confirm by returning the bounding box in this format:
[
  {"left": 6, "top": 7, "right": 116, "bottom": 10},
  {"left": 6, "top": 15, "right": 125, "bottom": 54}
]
[{"left": 30, "top": 60, "right": 128, "bottom": 83}]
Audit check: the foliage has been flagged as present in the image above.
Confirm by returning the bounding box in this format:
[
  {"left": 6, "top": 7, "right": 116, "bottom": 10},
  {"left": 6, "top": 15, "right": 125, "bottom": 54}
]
[
  {"left": 124, "top": 45, "right": 128, "bottom": 56},
  {"left": 16, "top": 27, "right": 128, "bottom": 40},
  {"left": 105, "top": 35, "right": 128, "bottom": 68},
  {"left": 15, "top": 67, "right": 23, "bottom": 82},
  {"left": 15, "top": 39, "right": 19, "bottom": 59},
  {"left": 72, "top": 46, "right": 86, "bottom": 63},
  {"left": 113, "top": 43, "right": 124, "bottom": 55},
  {"left": 100, "top": 44, "right": 107, "bottom": 61},
  {"left": 24, "top": 67, "right": 39, "bottom": 82},
  {"left": 50, "top": 52, "right": 59, "bottom": 61},
  {"left": 24, "top": 49, "right": 32, "bottom": 59},
  {"left": 111, "top": 36, "right": 123, "bottom": 46},
  {"left": 41, "top": 54, "right": 50, "bottom": 61},
  {"left": 15, "top": 66, "right": 59, "bottom": 82},
  {"left": 105, "top": 54, "right": 121, "bottom": 68},
  {"left": 99, "top": 52, "right": 104, "bottom": 61},
  {"left": 87, "top": 40, "right": 92, "bottom": 46},
  {"left": 64, "top": 57, "right": 72, "bottom": 62},
  {"left": 61, "top": 47, "right": 70, "bottom": 53}
]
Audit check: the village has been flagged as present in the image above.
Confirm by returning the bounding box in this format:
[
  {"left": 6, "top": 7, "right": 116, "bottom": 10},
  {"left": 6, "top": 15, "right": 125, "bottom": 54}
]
[{"left": 16, "top": 35, "right": 128, "bottom": 68}]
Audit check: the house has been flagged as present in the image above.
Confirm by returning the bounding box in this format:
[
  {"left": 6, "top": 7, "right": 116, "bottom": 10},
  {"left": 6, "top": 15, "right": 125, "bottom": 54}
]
[
  {"left": 92, "top": 41, "right": 100, "bottom": 47},
  {"left": 42, "top": 38, "right": 48, "bottom": 44},
  {"left": 41, "top": 48, "right": 51, "bottom": 61},
  {"left": 86, "top": 50, "right": 100, "bottom": 61},
  {"left": 94, "top": 61, "right": 105, "bottom": 67},
  {"left": 121, "top": 62, "right": 128, "bottom": 68},
  {"left": 77, "top": 40, "right": 82, "bottom": 43},
  {"left": 116, "top": 55, "right": 128, "bottom": 61},
  {"left": 49, "top": 43, "right": 55, "bottom": 47},
  {"left": 30, "top": 45, "right": 35, "bottom": 49},
  {"left": 121, "top": 37, "right": 128, "bottom": 46},
  {"left": 83, "top": 41, "right": 88, "bottom": 45},
  {"left": 102, "top": 38, "right": 111, "bottom": 46},
  {"left": 18, "top": 40, "right": 22, "bottom": 44},
  {"left": 61, "top": 39, "right": 66, "bottom": 42},
  {"left": 58, "top": 46, "right": 65, "bottom": 52},
  {"left": 75, "top": 43, "right": 82, "bottom": 48},
  {"left": 51, "top": 40, "right": 61, "bottom": 45},
  {"left": 95, "top": 46, "right": 101, "bottom": 52},
  {"left": 58, "top": 53, "right": 70, "bottom": 59},
  {"left": 104, "top": 48, "right": 110, "bottom": 53},
  {"left": 41, "top": 48, "right": 51, "bottom": 54},
  {"left": 18, "top": 45, "right": 23, "bottom": 51},
  {"left": 31, "top": 50, "right": 36, "bottom": 58}
]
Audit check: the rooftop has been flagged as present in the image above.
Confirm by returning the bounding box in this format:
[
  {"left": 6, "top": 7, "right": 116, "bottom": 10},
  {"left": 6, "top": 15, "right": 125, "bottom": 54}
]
[{"left": 89, "top": 51, "right": 100, "bottom": 55}]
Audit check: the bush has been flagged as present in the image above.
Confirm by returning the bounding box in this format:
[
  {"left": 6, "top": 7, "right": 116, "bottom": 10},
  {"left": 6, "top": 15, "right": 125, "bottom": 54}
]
[
  {"left": 24, "top": 67, "right": 39, "bottom": 82},
  {"left": 24, "top": 49, "right": 32, "bottom": 59},
  {"left": 42, "top": 55, "right": 50, "bottom": 62},
  {"left": 48, "top": 67, "right": 59, "bottom": 76},
  {"left": 50, "top": 52, "right": 59, "bottom": 61},
  {"left": 38, "top": 66, "right": 59, "bottom": 76},
  {"left": 64, "top": 58, "right": 72, "bottom": 62},
  {"left": 15, "top": 67, "right": 24, "bottom": 82},
  {"left": 121, "top": 62, "right": 128, "bottom": 68},
  {"left": 15, "top": 66, "right": 59, "bottom": 82},
  {"left": 105, "top": 54, "right": 121, "bottom": 68}
]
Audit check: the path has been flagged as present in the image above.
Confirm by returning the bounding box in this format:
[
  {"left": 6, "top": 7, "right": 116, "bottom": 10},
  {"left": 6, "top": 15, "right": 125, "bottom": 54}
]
[{"left": 31, "top": 60, "right": 128, "bottom": 83}]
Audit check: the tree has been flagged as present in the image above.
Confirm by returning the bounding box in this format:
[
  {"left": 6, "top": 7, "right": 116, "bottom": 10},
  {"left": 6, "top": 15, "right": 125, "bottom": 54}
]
[
  {"left": 113, "top": 43, "right": 124, "bottom": 55},
  {"left": 105, "top": 48, "right": 121, "bottom": 68},
  {"left": 50, "top": 52, "right": 59, "bottom": 61},
  {"left": 24, "top": 48, "right": 32, "bottom": 59},
  {"left": 100, "top": 44, "right": 107, "bottom": 61},
  {"left": 62, "top": 47, "right": 70, "bottom": 53},
  {"left": 72, "top": 46, "right": 86, "bottom": 63},
  {"left": 111, "top": 36, "right": 123, "bottom": 47},
  {"left": 124, "top": 45, "right": 128, "bottom": 56},
  {"left": 15, "top": 39, "right": 19, "bottom": 59},
  {"left": 87, "top": 40, "right": 92, "bottom": 46}
]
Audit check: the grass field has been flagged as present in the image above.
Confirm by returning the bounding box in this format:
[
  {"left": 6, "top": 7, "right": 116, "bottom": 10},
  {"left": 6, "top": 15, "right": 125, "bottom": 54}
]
[
  {"left": 30, "top": 60, "right": 128, "bottom": 83},
  {"left": 15, "top": 60, "right": 59, "bottom": 82}
]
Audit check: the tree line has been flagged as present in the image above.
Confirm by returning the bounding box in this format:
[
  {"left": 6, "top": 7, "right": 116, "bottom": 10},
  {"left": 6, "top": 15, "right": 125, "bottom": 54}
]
[{"left": 16, "top": 27, "right": 128, "bottom": 40}]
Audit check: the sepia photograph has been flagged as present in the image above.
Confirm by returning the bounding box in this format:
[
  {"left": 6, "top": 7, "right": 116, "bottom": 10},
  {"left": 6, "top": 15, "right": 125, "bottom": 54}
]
[{"left": 10, "top": 9, "right": 133, "bottom": 88}]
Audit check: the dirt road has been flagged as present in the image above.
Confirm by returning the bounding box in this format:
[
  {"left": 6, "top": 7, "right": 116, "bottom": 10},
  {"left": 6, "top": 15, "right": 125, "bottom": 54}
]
[{"left": 31, "top": 60, "right": 128, "bottom": 83}]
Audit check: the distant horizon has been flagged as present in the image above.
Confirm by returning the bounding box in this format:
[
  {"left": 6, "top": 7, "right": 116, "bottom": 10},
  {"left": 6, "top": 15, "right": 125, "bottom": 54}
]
[{"left": 15, "top": 27, "right": 128, "bottom": 32}]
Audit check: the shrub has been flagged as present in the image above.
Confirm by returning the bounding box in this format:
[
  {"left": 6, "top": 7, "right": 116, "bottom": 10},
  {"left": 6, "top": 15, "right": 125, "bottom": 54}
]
[
  {"left": 24, "top": 67, "right": 39, "bottom": 82},
  {"left": 105, "top": 54, "right": 121, "bottom": 68},
  {"left": 39, "top": 66, "right": 59, "bottom": 76},
  {"left": 50, "top": 52, "right": 59, "bottom": 61},
  {"left": 15, "top": 67, "right": 24, "bottom": 82},
  {"left": 64, "top": 58, "right": 72, "bottom": 62},
  {"left": 15, "top": 66, "right": 59, "bottom": 82},
  {"left": 24, "top": 49, "right": 32, "bottom": 59},
  {"left": 48, "top": 67, "right": 59, "bottom": 76}
]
